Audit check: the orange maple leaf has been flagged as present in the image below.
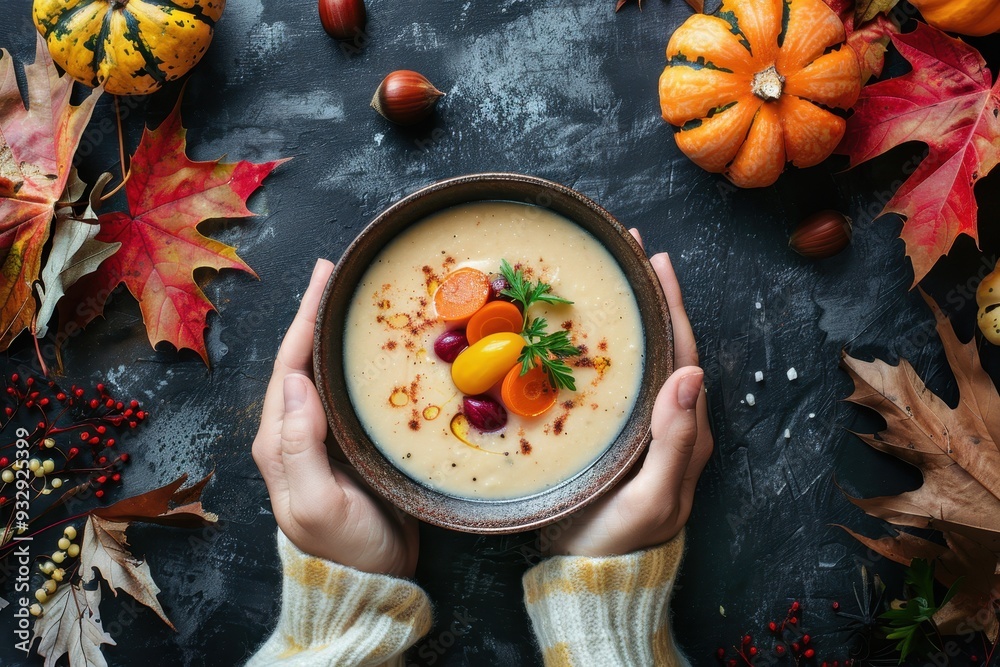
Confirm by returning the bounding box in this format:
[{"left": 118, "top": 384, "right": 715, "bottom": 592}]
[
  {"left": 0, "top": 35, "right": 100, "bottom": 349},
  {"left": 62, "top": 96, "right": 287, "bottom": 363}
]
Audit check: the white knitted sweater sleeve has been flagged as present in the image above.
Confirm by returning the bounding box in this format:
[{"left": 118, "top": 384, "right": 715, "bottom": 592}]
[
  {"left": 246, "top": 531, "right": 432, "bottom": 667},
  {"left": 522, "top": 530, "right": 691, "bottom": 667}
]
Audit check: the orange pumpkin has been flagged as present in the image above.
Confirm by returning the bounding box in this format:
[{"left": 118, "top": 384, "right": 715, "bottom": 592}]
[
  {"left": 908, "top": 0, "right": 1000, "bottom": 37},
  {"left": 658, "top": 0, "right": 861, "bottom": 188}
]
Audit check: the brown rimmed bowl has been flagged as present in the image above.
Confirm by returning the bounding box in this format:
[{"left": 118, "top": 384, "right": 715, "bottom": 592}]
[{"left": 314, "top": 173, "right": 672, "bottom": 534}]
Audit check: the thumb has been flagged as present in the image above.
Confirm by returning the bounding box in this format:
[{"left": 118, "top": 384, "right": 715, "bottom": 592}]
[
  {"left": 634, "top": 366, "right": 704, "bottom": 495},
  {"left": 280, "top": 373, "right": 337, "bottom": 506}
]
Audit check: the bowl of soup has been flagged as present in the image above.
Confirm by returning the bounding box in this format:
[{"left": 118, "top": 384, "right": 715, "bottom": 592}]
[{"left": 314, "top": 173, "right": 672, "bottom": 533}]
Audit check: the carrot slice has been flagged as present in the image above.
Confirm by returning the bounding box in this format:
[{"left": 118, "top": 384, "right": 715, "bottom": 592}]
[
  {"left": 433, "top": 268, "right": 490, "bottom": 324},
  {"left": 501, "top": 362, "right": 558, "bottom": 418},
  {"left": 466, "top": 301, "right": 523, "bottom": 344}
]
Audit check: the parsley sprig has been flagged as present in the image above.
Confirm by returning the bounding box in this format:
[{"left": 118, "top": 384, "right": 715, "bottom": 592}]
[
  {"left": 499, "top": 260, "right": 580, "bottom": 391},
  {"left": 879, "top": 558, "right": 961, "bottom": 661}
]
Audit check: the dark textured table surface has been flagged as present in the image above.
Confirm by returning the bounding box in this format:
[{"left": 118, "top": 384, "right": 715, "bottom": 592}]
[{"left": 2, "top": 1, "right": 999, "bottom": 665}]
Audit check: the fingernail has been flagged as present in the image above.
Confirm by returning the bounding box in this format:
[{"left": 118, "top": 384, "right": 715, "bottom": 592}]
[
  {"left": 284, "top": 374, "right": 308, "bottom": 412},
  {"left": 678, "top": 372, "right": 703, "bottom": 410}
]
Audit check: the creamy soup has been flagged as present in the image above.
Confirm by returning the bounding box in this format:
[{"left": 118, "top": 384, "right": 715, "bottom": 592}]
[{"left": 343, "top": 201, "right": 644, "bottom": 500}]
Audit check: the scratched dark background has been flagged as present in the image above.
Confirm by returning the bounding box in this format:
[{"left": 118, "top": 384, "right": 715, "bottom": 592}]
[{"left": 1, "top": 0, "right": 999, "bottom": 665}]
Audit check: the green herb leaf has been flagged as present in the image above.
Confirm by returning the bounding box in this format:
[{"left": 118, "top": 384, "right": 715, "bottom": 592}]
[
  {"left": 499, "top": 260, "right": 573, "bottom": 317},
  {"left": 878, "top": 559, "right": 963, "bottom": 663},
  {"left": 499, "top": 260, "right": 580, "bottom": 391}
]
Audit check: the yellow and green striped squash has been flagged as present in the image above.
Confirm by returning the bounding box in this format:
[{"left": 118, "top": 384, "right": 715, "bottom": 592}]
[{"left": 33, "top": 0, "right": 226, "bottom": 96}]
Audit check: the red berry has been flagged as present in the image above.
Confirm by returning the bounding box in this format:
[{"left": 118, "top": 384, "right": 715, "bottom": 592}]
[
  {"left": 0, "top": 457, "right": 8, "bottom": 467},
  {"left": 96, "top": 475, "right": 107, "bottom": 484},
  {"left": 775, "top": 645, "right": 785, "bottom": 656},
  {"left": 97, "top": 383, "right": 105, "bottom": 393},
  {"left": 80, "top": 432, "right": 90, "bottom": 441},
  {"left": 804, "top": 649, "right": 815, "bottom": 659},
  {"left": 124, "top": 409, "right": 133, "bottom": 417},
  {"left": 89, "top": 437, "right": 100, "bottom": 446},
  {"left": 790, "top": 601, "right": 800, "bottom": 612},
  {"left": 130, "top": 400, "right": 139, "bottom": 409},
  {"left": 728, "top": 661, "right": 737, "bottom": 667},
  {"left": 789, "top": 617, "right": 798, "bottom": 625},
  {"left": 792, "top": 643, "right": 800, "bottom": 652},
  {"left": 119, "top": 453, "right": 129, "bottom": 462},
  {"left": 111, "top": 473, "right": 121, "bottom": 482},
  {"left": 105, "top": 398, "right": 115, "bottom": 408},
  {"left": 106, "top": 439, "right": 116, "bottom": 448},
  {"left": 716, "top": 648, "right": 725, "bottom": 660},
  {"left": 128, "top": 421, "right": 137, "bottom": 428},
  {"left": 97, "top": 426, "right": 107, "bottom": 434},
  {"left": 98, "top": 456, "right": 108, "bottom": 465},
  {"left": 68, "top": 447, "right": 79, "bottom": 458},
  {"left": 768, "top": 621, "right": 777, "bottom": 633},
  {"left": 971, "top": 657, "right": 979, "bottom": 664},
  {"left": 136, "top": 411, "right": 146, "bottom": 420},
  {"left": 89, "top": 399, "right": 99, "bottom": 409},
  {"left": 4, "top": 407, "right": 12, "bottom": 416},
  {"left": 11, "top": 373, "right": 18, "bottom": 382},
  {"left": 803, "top": 635, "right": 811, "bottom": 645},
  {"left": 39, "top": 398, "right": 49, "bottom": 407},
  {"left": 833, "top": 662, "right": 840, "bottom": 667},
  {"left": 831, "top": 601, "right": 840, "bottom": 611},
  {"left": 29, "top": 391, "right": 39, "bottom": 399},
  {"left": 823, "top": 663, "right": 829, "bottom": 667},
  {"left": 37, "top": 421, "right": 46, "bottom": 430},
  {"left": 25, "top": 377, "right": 33, "bottom": 386},
  {"left": 56, "top": 392, "right": 66, "bottom": 401},
  {"left": 749, "top": 647, "right": 758, "bottom": 657},
  {"left": 95, "top": 489, "right": 105, "bottom": 499},
  {"left": 742, "top": 635, "right": 752, "bottom": 645},
  {"left": 24, "top": 400, "right": 34, "bottom": 408}
]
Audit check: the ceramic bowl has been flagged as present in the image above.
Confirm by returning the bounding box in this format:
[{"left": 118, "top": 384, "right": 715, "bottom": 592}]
[{"left": 314, "top": 173, "right": 672, "bottom": 534}]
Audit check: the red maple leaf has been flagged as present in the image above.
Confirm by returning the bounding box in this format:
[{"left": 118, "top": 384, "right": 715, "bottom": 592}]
[
  {"left": 838, "top": 23, "right": 1000, "bottom": 285},
  {"left": 0, "top": 36, "right": 100, "bottom": 349},
  {"left": 61, "top": 96, "right": 286, "bottom": 363}
]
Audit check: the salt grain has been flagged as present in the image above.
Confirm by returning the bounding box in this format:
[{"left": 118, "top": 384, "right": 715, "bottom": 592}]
[
  {"left": 808, "top": 413, "right": 815, "bottom": 419},
  {"left": 746, "top": 393, "right": 756, "bottom": 406},
  {"left": 754, "top": 371, "right": 764, "bottom": 383},
  {"left": 786, "top": 367, "right": 798, "bottom": 381},
  {"left": 784, "top": 428, "right": 791, "bottom": 439},
  {"left": 755, "top": 302, "right": 762, "bottom": 309}
]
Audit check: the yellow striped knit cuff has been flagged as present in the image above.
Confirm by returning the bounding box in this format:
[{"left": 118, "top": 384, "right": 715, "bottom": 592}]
[
  {"left": 522, "top": 530, "right": 690, "bottom": 667},
  {"left": 246, "top": 530, "right": 432, "bottom": 667}
]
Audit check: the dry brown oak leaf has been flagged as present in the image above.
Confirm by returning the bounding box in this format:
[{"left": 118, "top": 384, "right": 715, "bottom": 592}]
[
  {"left": 0, "top": 35, "right": 100, "bottom": 350},
  {"left": 840, "top": 294, "right": 1000, "bottom": 639}
]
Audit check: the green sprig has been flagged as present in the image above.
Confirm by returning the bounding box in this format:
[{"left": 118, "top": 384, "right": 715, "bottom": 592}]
[{"left": 498, "top": 261, "right": 580, "bottom": 392}]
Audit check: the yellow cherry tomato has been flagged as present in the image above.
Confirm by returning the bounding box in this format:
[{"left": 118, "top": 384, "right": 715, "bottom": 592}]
[{"left": 451, "top": 332, "right": 525, "bottom": 395}]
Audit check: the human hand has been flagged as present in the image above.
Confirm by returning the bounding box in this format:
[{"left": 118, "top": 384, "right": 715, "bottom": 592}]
[
  {"left": 252, "top": 259, "right": 420, "bottom": 577},
  {"left": 544, "top": 230, "right": 714, "bottom": 557}
]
